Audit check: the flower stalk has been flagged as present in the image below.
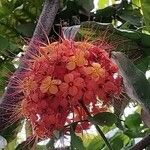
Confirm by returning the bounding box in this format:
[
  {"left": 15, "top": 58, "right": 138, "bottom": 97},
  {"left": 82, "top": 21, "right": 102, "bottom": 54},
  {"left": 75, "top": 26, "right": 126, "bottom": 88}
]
[{"left": 79, "top": 100, "right": 113, "bottom": 150}]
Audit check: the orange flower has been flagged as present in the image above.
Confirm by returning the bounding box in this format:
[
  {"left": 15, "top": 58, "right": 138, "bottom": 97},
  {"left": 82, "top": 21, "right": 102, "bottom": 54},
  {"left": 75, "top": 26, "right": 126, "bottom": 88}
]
[
  {"left": 66, "top": 49, "right": 87, "bottom": 70},
  {"left": 85, "top": 62, "right": 105, "bottom": 81},
  {"left": 59, "top": 73, "right": 85, "bottom": 96},
  {"left": 40, "top": 76, "right": 61, "bottom": 94}
]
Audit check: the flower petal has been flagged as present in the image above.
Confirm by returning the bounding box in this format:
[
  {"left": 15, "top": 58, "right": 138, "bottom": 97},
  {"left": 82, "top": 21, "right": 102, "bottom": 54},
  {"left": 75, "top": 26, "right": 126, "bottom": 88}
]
[
  {"left": 85, "top": 67, "right": 94, "bottom": 75},
  {"left": 92, "top": 62, "right": 101, "bottom": 69},
  {"left": 40, "top": 76, "right": 52, "bottom": 93},
  {"left": 76, "top": 57, "right": 86, "bottom": 67},
  {"left": 59, "top": 82, "right": 69, "bottom": 92},
  {"left": 74, "top": 77, "right": 84, "bottom": 87},
  {"left": 69, "top": 86, "right": 78, "bottom": 96},
  {"left": 66, "top": 61, "right": 76, "bottom": 70},
  {"left": 64, "top": 73, "right": 74, "bottom": 83},
  {"left": 91, "top": 72, "right": 100, "bottom": 81},
  {"left": 49, "top": 85, "right": 58, "bottom": 94},
  {"left": 40, "top": 84, "right": 49, "bottom": 93}
]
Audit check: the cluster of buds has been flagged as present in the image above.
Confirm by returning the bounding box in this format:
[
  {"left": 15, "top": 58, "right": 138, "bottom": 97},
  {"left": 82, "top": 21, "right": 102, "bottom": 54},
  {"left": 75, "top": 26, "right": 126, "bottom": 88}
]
[{"left": 19, "top": 40, "right": 122, "bottom": 139}]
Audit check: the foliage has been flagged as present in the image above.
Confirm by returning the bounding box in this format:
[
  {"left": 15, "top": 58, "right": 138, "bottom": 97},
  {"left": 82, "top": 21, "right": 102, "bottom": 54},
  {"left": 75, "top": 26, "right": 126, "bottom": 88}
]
[{"left": 0, "top": 0, "right": 150, "bottom": 149}]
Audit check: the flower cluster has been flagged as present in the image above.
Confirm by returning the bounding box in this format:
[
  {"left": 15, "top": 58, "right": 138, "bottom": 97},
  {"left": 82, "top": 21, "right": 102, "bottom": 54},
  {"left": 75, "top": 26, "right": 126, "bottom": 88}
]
[{"left": 19, "top": 40, "right": 122, "bottom": 138}]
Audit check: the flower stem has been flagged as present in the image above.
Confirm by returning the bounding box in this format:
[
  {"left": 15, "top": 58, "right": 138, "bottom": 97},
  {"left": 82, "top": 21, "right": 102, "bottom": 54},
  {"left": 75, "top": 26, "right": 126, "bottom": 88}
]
[
  {"left": 79, "top": 101, "right": 113, "bottom": 150},
  {"left": 95, "top": 124, "right": 113, "bottom": 150}
]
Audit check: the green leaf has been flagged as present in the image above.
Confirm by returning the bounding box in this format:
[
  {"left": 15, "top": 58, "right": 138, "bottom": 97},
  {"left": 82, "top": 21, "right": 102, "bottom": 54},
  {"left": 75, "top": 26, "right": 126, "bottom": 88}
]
[
  {"left": 140, "top": 0, "right": 150, "bottom": 32},
  {"left": 125, "top": 113, "right": 142, "bottom": 129},
  {"left": 132, "top": 0, "right": 141, "bottom": 7},
  {"left": 0, "top": 60, "right": 15, "bottom": 96},
  {"left": 98, "top": 0, "right": 109, "bottom": 9},
  {"left": 0, "top": 120, "right": 22, "bottom": 143},
  {"left": 0, "top": 35, "right": 9, "bottom": 50},
  {"left": 109, "top": 133, "right": 129, "bottom": 150},
  {"left": 94, "top": 6, "right": 116, "bottom": 23},
  {"left": 6, "top": 138, "right": 17, "bottom": 150},
  {"left": 16, "top": 23, "right": 35, "bottom": 37},
  {"left": 89, "top": 112, "right": 117, "bottom": 127},
  {"left": 15, "top": 137, "right": 36, "bottom": 150},
  {"left": 46, "top": 138, "right": 55, "bottom": 150},
  {"left": 118, "top": 9, "right": 142, "bottom": 27},
  {"left": 109, "top": 136, "right": 123, "bottom": 150},
  {"left": 136, "top": 56, "right": 150, "bottom": 72},
  {"left": 76, "top": 21, "right": 140, "bottom": 53},
  {"left": 70, "top": 128, "right": 85, "bottom": 150},
  {"left": 36, "top": 145, "right": 47, "bottom": 150},
  {"left": 111, "top": 52, "right": 150, "bottom": 112},
  {"left": 74, "top": 21, "right": 150, "bottom": 58},
  {"left": 76, "top": 0, "right": 94, "bottom": 12},
  {"left": 86, "top": 136, "right": 104, "bottom": 150},
  {"left": 113, "top": 95, "right": 129, "bottom": 130}
]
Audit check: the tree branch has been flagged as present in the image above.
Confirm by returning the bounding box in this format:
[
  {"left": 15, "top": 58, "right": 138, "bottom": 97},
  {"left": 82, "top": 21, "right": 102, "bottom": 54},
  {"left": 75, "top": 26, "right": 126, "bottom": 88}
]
[
  {"left": 130, "top": 134, "right": 150, "bottom": 150},
  {"left": 30, "top": 0, "right": 60, "bottom": 44},
  {"left": 0, "top": 0, "right": 60, "bottom": 131}
]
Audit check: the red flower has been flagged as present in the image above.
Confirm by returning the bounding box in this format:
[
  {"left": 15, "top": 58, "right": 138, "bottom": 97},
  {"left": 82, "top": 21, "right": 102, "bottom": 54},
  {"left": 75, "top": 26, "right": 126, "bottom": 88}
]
[{"left": 59, "top": 73, "right": 85, "bottom": 96}]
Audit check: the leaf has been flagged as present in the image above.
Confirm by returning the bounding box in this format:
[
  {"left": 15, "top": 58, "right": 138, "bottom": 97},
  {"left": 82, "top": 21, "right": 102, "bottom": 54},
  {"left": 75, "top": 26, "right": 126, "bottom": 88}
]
[
  {"left": 46, "top": 138, "right": 55, "bottom": 150},
  {"left": 36, "top": 145, "right": 47, "bottom": 150},
  {"left": 0, "top": 61, "right": 15, "bottom": 96},
  {"left": 125, "top": 113, "right": 142, "bottom": 129},
  {"left": 76, "top": 0, "right": 94, "bottom": 12},
  {"left": 89, "top": 112, "right": 118, "bottom": 127},
  {"left": 70, "top": 21, "right": 150, "bottom": 59},
  {"left": 0, "top": 120, "right": 22, "bottom": 143},
  {"left": 132, "top": 0, "right": 141, "bottom": 7},
  {"left": 70, "top": 127, "right": 85, "bottom": 150},
  {"left": 0, "top": 35, "right": 9, "bottom": 50},
  {"left": 15, "top": 137, "right": 37, "bottom": 150},
  {"left": 111, "top": 52, "right": 150, "bottom": 112},
  {"left": 62, "top": 25, "right": 80, "bottom": 40},
  {"left": 109, "top": 133, "right": 129, "bottom": 150},
  {"left": 6, "top": 138, "right": 17, "bottom": 150},
  {"left": 136, "top": 56, "right": 150, "bottom": 72},
  {"left": 98, "top": 0, "right": 109, "bottom": 9},
  {"left": 0, "top": 7, "right": 9, "bottom": 18},
  {"left": 140, "top": 0, "right": 150, "bottom": 32},
  {"left": 108, "top": 136, "right": 123, "bottom": 150},
  {"left": 25, "top": 121, "right": 32, "bottom": 138},
  {"left": 118, "top": 9, "right": 142, "bottom": 27},
  {"left": 16, "top": 23, "right": 35, "bottom": 37},
  {"left": 86, "top": 136, "right": 104, "bottom": 150},
  {"left": 0, "top": 135, "right": 7, "bottom": 149},
  {"left": 76, "top": 21, "right": 140, "bottom": 53},
  {"left": 113, "top": 95, "right": 129, "bottom": 130},
  {"left": 94, "top": 6, "right": 116, "bottom": 23}
]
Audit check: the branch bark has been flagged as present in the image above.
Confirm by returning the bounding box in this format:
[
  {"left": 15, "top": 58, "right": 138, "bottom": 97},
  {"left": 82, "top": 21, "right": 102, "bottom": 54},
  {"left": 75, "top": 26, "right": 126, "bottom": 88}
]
[
  {"left": 130, "top": 134, "right": 150, "bottom": 150},
  {"left": 0, "top": 0, "right": 60, "bottom": 131},
  {"left": 30, "top": 0, "right": 60, "bottom": 44}
]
